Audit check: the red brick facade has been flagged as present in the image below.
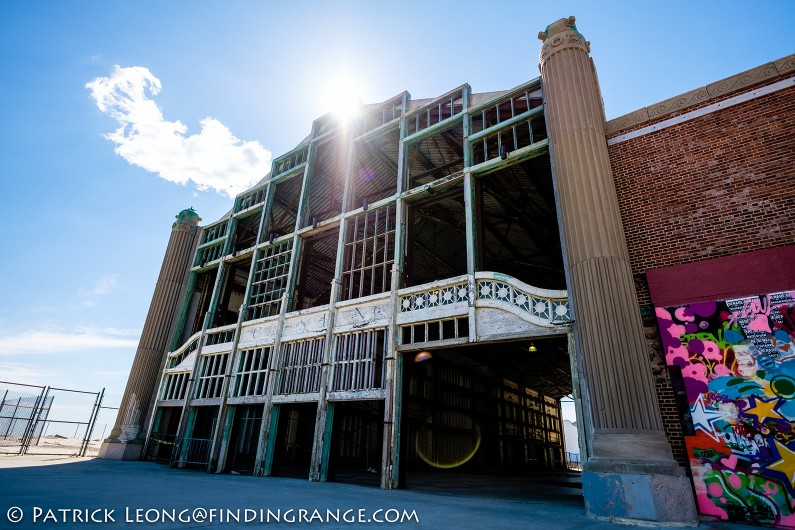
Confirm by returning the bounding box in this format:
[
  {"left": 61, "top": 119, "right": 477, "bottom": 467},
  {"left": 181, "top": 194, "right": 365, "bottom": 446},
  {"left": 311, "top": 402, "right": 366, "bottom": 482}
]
[{"left": 607, "top": 77, "right": 795, "bottom": 468}]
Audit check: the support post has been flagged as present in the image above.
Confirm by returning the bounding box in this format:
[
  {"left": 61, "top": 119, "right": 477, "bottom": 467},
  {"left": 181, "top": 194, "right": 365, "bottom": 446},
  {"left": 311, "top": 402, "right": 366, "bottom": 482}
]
[
  {"left": 381, "top": 101, "right": 409, "bottom": 489},
  {"left": 538, "top": 16, "right": 696, "bottom": 524},
  {"left": 309, "top": 121, "right": 355, "bottom": 482},
  {"left": 172, "top": 260, "right": 226, "bottom": 467},
  {"left": 209, "top": 301, "right": 249, "bottom": 472},
  {"left": 253, "top": 292, "right": 291, "bottom": 476},
  {"left": 252, "top": 139, "right": 314, "bottom": 476},
  {"left": 317, "top": 401, "right": 335, "bottom": 481}
]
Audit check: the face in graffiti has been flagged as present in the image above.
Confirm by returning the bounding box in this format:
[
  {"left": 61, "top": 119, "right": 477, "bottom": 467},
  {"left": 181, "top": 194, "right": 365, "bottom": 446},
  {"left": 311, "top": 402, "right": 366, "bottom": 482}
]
[{"left": 733, "top": 342, "right": 758, "bottom": 377}]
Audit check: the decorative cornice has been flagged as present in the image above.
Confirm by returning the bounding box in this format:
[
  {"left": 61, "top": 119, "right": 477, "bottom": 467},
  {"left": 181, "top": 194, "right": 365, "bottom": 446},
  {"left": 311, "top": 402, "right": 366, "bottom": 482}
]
[
  {"left": 706, "top": 62, "right": 778, "bottom": 98},
  {"left": 607, "top": 76, "right": 795, "bottom": 146},
  {"left": 775, "top": 54, "right": 795, "bottom": 75},
  {"left": 605, "top": 53, "right": 795, "bottom": 136},
  {"left": 647, "top": 86, "right": 709, "bottom": 120},
  {"left": 603, "top": 107, "right": 649, "bottom": 135}
]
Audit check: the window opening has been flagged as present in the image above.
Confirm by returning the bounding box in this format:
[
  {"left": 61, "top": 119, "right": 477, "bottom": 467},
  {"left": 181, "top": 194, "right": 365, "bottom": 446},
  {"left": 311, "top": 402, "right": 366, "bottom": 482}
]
[{"left": 341, "top": 206, "right": 395, "bottom": 301}]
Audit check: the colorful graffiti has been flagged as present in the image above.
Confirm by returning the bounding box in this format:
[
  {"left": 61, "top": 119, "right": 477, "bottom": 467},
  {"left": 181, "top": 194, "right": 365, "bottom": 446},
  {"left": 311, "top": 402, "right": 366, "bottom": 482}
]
[{"left": 657, "top": 291, "right": 795, "bottom": 527}]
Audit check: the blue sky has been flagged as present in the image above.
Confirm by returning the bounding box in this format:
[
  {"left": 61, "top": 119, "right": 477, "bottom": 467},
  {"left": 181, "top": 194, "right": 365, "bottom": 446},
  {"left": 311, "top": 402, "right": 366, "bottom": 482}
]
[{"left": 0, "top": 1, "right": 793, "bottom": 401}]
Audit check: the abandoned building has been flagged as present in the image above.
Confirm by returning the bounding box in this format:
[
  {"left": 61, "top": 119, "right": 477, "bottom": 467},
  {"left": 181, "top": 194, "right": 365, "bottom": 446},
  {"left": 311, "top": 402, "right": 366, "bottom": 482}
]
[{"left": 99, "top": 16, "right": 795, "bottom": 527}]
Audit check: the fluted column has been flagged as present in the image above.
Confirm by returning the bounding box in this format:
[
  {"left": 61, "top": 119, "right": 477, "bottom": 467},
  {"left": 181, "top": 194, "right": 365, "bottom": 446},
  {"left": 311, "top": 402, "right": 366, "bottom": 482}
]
[
  {"left": 539, "top": 17, "right": 696, "bottom": 524},
  {"left": 99, "top": 208, "right": 201, "bottom": 460}
]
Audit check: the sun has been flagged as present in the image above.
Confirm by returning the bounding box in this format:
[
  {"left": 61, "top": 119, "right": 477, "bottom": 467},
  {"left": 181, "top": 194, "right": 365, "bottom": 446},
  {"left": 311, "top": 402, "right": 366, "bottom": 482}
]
[{"left": 323, "top": 76, "right": 363, "bottom": 122}]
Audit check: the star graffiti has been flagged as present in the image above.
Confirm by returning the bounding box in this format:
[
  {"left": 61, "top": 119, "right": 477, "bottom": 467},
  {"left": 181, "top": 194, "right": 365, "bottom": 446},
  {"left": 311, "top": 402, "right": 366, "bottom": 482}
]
[
  {"left": 743, "top": 397, "right": 785, "bottom": 425},
  {"left": 766, "top": 438, "right": 795, "bottom": 493},
  {"left": 690, "top": 395, "right": 723, "bottom": 441}
]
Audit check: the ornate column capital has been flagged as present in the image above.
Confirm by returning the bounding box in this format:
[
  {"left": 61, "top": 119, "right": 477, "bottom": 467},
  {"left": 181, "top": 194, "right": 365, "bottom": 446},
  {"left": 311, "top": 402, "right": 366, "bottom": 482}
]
[
  {"left": 538, "top": 16, "right": 590, "bottom": 64},
  {"left": 173, "top": 207, "right": 201, "bottom": 233}
]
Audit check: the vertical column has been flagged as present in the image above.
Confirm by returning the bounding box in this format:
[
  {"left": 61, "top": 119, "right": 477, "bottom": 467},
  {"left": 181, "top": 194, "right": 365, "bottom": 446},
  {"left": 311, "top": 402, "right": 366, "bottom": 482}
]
[
  {"left": 100, "top": 208, "right": 201, "bottom": 460},
  {"left": 381, "top": 98, "right": 409, "bottom": 489},
  {"left": 538, "top": 17, "right": 696, "bottom": 524},
  {"left": 461, "top": 85, "right": 478, "bottom": 342},
  {"left": 310, "top": 121, "right": 356, "bottom": 482}
]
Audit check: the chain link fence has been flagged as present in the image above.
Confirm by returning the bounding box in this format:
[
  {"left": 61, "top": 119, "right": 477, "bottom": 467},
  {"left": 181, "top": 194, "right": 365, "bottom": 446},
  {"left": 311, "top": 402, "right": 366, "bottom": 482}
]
[{"left": 0, "top": 381, "right": 120, "bottom": 457}]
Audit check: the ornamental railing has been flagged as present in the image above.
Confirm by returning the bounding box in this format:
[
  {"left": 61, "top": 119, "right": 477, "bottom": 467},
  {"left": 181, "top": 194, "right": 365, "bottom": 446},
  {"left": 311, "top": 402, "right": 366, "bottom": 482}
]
[
  {"left": 398, "top": 275, "right": 471, "bottom": 314},
  {"left": 474, "top": 272, "right": 570, "bottom": 326},
  {"left": 165, "top": 332, "right": 201, "bottom": 370},
  {"left": 160, "top": 272, "right": 570, "bottom": 389}
]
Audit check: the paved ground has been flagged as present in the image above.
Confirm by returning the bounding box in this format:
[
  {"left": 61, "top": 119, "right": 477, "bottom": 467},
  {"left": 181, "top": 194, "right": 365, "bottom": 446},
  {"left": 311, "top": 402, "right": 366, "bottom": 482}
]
[{"left": 0, "top": 456, "right": 762, "bottom": 529}]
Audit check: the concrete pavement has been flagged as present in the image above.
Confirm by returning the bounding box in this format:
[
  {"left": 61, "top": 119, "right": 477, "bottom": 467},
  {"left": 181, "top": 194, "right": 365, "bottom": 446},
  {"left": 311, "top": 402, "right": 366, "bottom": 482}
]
[{"left": 0, "top": 456, "right": 761, "bottom": 529}]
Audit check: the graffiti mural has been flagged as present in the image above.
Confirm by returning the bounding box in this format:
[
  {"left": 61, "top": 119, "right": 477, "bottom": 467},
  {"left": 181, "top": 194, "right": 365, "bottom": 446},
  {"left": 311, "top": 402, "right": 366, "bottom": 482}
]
[{"left": 657, "top": 291, "right": 795, "bottom": 527}]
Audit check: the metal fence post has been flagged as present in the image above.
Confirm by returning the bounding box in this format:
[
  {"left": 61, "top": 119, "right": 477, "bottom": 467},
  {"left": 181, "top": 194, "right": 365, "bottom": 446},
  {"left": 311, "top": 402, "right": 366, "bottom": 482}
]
[
  {"left": 3, "top": 397, "right": 21, "bottom": 440},
  {"left": 21, "top": 386, "right": 49, "bottom": 455},
  {"left": 80, "top": 389, "right": 104, "bottom": 457}
]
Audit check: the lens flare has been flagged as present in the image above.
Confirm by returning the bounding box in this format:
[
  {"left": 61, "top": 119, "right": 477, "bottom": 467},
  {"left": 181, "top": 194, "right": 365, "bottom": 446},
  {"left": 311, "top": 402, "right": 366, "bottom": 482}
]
[
  {"left": 415, "top": 412, "right": 481, "bottom": 469},
  {"left": 414, "top": 351, "right": 432, "bottom": 362}
]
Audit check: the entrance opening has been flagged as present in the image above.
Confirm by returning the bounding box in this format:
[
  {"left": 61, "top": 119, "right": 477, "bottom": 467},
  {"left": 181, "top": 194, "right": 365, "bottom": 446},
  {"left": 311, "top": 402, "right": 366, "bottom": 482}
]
[
  {"left": 328, "top": 401, "right": 385, "bottom": 487},
  {"left": 401, "top": 337, "right": 581, "bottom": 499},
  {"left": 272, "top": 402, "right": 317, "bottom": 478},
  {"left": 182, "top": 406, "right": 218, "bottom": 469},
  {"left": 147, "top": 406, "right": 181, "bottom": 463},
  {"left": 225, "top": 404, "right": 263, "bottom": 475}
]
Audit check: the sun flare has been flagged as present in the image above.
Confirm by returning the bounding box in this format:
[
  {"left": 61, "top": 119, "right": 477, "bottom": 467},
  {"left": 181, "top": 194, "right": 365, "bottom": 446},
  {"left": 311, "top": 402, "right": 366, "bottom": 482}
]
[{"left": 324, "top": 76, "right": 363, "bottom": 122}]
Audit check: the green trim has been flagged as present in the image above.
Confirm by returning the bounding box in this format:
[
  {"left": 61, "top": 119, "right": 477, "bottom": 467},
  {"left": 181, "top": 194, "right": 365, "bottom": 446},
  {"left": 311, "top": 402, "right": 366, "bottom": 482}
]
[
  {"left": 467, "top": 105, "right": 544, "bottom": 144},
  {"left": 402, "top": 113, "right": 464, "bottom": 146},
  {"left": 261, "top": 406, "right": 280, "bottom": 476},
  {"left": 169, "top": 271, "right": 198, "bottom": 352},
  {"left": 391, "top": 352, "right": 404, "bottom": 488},
  {"left": 468, "top": 139, "right": 549, "bottom": 177},
  {"left": 318, "top": 402, "right": 335, "bottom": 481}
]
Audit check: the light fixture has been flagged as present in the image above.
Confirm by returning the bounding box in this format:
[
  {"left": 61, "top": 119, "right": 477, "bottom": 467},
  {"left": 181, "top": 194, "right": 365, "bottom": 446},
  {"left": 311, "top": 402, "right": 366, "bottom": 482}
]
[{"left": 528, "top": 343, "right": 537, "bottom": 353}]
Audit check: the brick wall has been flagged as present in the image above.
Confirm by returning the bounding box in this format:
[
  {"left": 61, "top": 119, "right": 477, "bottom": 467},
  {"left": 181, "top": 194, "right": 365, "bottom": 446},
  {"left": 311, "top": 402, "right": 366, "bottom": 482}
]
[{"left": 607, "top": 78, "right": 795, "bottom": 468}]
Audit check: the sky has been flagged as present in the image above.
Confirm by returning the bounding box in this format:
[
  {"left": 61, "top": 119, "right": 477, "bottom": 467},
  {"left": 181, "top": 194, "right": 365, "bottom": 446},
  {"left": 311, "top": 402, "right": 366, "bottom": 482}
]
[{"left": 0, "top": 0, "right": 793, "bottom": 410}]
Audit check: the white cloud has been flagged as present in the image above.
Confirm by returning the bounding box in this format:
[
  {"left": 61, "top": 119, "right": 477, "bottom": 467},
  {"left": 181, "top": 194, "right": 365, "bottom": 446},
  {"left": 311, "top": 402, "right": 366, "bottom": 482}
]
[
  {"left": 77, "top": 273, "right": 120, "bottom": 306},
  {"left": 75, "top": 326, "right": 140, "bottom": 337},
  {"left": 91, "top": 273, "right": 118, "bottom": 295},
  {"left": 84, "top": 273, "right": 119, "bottom": 296},
  {"left": 0, "top": 361, "right": 56, "bottom": 386},
  {"left": 86, "top": 65, "right": 271, "bottom": 197},
  {"left": 0, "top": 326, "right": 139, "bottom": 356}
]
